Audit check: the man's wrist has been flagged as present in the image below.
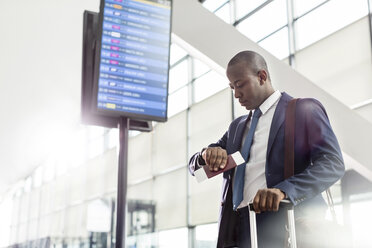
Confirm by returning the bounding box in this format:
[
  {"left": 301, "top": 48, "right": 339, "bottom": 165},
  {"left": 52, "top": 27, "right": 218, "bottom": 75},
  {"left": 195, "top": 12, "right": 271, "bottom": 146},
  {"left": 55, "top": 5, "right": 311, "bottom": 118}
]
[{"left": 197, "top": 147, "right": 207, "bottom": 166}]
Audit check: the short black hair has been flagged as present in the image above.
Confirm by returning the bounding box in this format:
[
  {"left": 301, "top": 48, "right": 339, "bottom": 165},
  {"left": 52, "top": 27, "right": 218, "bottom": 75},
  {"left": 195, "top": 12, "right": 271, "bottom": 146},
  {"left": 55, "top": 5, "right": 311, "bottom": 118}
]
[{"left": 228, "top": 50, "right": 271, "bottom": 80}]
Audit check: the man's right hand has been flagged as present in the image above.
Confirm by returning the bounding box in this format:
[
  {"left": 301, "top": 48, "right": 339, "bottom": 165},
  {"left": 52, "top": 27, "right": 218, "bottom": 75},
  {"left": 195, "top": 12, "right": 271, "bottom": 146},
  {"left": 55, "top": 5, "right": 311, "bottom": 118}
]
[{"left": 202, "top": 147, "right": 228, "bottom": 172}]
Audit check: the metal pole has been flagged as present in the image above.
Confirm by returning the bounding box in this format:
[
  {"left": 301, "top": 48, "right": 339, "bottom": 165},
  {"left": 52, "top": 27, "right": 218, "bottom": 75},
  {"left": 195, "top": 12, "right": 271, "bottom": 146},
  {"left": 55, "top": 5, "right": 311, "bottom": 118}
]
[
  {"left": 286, "top": 0, "right": 296, "bottom": 68},
  {"left": 110, "top": 199, "right": 115, "bottom": 248},
  {"left": 367, "top": 0, "right": 372, "bottom": 58},
  {"left": 116, "top": 117, "right": 130, "bottom": 248},
  {"left": 287, "top": 208, "right": 297, "bottom": 248},
  {"left": 249, "top": 209, "right": 258, "bottom": 248}
]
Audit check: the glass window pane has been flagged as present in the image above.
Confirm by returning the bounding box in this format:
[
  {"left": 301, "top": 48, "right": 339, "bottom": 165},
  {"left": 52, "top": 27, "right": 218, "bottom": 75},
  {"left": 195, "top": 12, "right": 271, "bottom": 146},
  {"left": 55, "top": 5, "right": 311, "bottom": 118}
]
[
  {"left": 153, "top": 112, "right": 187, "bottom": 173},
  {"left": 294, "top": 0, "right": 327, "bottom": 17},
  {"left": 0, "top": 198, "right": 12, "bottom": 246},
  {"left": 189, "top": 175, "right": 222, "bottom": 225},
  {"left": 295, "top": 0, "right": 368, "bottom": 50},
  {"left": 236, "top": 0, "right": 287, "bottom": 42},
  {"left": 168, "top": 86, "right": 188, "bottom": 117},
  {"left": 189, "top": 88, "right": 232, "bottom": 155},
  {"left": 128, "top": 132, "right": 153, "bottom": 182},
  {"left": 169, "top": 43, "right": 187, "bottom": 66},
  {"left": 153, "top": 169, "right": 187, "bottom": 230},
  {"left": 202, "top": 0, "right": 229, "bottom": 12},
  {"left": 215, "top": 2, "right": 231, "bottom": 23},
  {"left": 194, "top": 71, "right": 228, "bottom": 103},
  {"left": 128, "top": 171, "right": 187, "bottom": 235},
  {"left": 193, "top": 58, "right": 211, "bottom": 79},
  {"left": 258, "top": 27, "right": 289, "bottom": 60},
  {"left": 169, "top": 59, "right": 189, "bottom": 93},
  {"left": 195, "top": 223, "right": 218, "bottom": 247},
  {"left": 158, "top": 228, "right": 188, "bottom": 248},
  {"left": 127, "top": 232, "right": 158, "bottom": 247},
  {"left": 235, "top": 0, "right": 267, "bottom": 20},
  {"left": 86, "top": 199, "right": 111, "bottom": 233}
]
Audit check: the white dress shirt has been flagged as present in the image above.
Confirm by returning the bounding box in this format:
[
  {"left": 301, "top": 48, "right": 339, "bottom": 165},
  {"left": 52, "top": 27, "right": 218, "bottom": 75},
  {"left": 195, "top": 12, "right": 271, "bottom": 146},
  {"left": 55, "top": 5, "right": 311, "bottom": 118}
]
[{"left": 236, "top": 90, "right": 282, "bottom": 209}]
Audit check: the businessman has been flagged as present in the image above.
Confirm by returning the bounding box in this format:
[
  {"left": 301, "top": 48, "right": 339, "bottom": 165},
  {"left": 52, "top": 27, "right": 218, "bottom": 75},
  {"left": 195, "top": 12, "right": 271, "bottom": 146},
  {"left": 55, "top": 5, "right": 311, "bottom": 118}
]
[{"left": 188, "top": 51, "right": 345, "bottom": 247}]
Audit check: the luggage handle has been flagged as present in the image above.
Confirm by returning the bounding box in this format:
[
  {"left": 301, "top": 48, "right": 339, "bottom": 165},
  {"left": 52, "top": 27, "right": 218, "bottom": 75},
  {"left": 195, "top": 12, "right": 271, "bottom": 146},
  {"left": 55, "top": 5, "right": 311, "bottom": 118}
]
[
  {"left": 248, "top": 199, "right": 293, "bottom": 211},
  {"left": 248, "top": 200, "right": 297, "bottom": 248}
]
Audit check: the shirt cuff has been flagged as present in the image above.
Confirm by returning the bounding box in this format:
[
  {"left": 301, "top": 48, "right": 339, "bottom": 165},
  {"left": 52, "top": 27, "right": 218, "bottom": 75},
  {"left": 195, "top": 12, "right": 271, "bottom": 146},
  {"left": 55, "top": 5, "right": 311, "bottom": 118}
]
[{"left": 196, "top": 148, "right": 207, "bottom": 167}]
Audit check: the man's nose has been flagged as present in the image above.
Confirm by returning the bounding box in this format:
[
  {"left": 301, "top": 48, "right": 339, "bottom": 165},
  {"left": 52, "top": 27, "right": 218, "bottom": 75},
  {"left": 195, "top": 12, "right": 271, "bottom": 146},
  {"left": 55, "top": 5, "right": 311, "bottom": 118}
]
[{"left": 234, "top": 89, "right": 241, "bottom": 99}]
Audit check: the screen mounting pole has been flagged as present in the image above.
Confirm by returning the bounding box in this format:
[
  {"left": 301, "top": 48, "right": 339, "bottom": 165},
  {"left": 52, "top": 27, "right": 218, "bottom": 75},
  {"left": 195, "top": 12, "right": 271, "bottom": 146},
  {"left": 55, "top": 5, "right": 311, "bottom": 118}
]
[{"left": 116, "top": 116, "right": 129, "bottom": 248}]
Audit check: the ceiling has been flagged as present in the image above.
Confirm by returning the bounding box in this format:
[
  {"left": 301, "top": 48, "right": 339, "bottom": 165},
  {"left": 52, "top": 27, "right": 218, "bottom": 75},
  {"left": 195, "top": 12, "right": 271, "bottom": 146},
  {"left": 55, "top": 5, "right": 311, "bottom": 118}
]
[{"left": 0, "top": 0, "right": 100, "bottom": 197}]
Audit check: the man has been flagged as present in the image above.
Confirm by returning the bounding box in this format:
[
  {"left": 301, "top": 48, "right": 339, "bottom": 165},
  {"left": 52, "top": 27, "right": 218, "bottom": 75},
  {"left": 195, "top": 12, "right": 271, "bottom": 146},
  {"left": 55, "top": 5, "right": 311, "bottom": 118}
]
[{"left": 188, "top": 51, "right": 345, "bottom": 247}]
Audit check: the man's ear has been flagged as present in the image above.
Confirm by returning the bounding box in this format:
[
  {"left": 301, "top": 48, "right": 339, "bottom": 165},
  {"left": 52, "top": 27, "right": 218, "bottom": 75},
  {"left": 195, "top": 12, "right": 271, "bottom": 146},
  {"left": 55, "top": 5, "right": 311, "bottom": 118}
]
[{"left": 257, "top": 70, "right": 268, "bottom": 84}]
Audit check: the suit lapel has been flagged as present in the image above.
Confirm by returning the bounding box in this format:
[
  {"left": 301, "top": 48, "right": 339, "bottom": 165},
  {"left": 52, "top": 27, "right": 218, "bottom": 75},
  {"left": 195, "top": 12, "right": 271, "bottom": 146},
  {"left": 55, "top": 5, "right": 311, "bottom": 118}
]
[
  {"left": 231, "top": 113, "right": 251, "bottom": 152},
  {"left": 266, "top": 92, "right": 292, "bottom": 158}
]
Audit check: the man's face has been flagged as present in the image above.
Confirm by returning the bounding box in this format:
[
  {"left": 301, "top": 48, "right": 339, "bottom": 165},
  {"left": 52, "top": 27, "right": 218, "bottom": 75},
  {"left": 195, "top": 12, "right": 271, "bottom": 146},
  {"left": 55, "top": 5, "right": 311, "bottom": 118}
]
[{"left": 226, "top": 62, "right": 263, "bottom": 110}]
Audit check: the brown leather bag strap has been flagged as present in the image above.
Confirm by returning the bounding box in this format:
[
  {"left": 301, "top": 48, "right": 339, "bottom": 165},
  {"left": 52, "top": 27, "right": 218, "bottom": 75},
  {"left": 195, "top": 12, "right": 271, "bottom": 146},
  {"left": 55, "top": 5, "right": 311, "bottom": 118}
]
[{"left": 284, "top": 98, "right": 298, "bottom": 179}]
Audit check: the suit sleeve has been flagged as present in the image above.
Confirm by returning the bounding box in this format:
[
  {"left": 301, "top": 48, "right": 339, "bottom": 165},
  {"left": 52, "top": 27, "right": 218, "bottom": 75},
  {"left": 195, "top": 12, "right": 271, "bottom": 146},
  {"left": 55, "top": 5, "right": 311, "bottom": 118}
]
[
  {"left": 274, "top": 99, "right": 345, "bottom": 206},
  {"left": 188, "top": 131, "right": 228, "bottom": 176}
]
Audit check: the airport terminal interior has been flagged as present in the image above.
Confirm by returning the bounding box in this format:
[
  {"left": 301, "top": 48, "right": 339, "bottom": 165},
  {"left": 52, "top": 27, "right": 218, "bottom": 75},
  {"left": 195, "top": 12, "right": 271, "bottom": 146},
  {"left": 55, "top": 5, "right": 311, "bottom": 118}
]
[{"left": 1, "top": 0, "right": 372, "bottom": 247}]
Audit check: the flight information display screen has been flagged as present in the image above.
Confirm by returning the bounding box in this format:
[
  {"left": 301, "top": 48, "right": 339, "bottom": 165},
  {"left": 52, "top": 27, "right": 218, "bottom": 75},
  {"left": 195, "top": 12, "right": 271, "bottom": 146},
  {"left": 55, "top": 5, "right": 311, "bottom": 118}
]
[{"left": 94, "top": 0, "right": 171, "bottom": 121}]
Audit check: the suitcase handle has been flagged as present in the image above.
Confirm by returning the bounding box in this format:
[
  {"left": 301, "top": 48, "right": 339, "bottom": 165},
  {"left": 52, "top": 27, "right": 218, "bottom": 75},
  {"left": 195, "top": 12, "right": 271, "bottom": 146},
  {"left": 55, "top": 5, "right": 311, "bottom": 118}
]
[
  {"left": 248, "top": 199, "right": 297, "bottom": 248},
  {"left": 248, "top": 199, "right": 293, "bottom": 212}
]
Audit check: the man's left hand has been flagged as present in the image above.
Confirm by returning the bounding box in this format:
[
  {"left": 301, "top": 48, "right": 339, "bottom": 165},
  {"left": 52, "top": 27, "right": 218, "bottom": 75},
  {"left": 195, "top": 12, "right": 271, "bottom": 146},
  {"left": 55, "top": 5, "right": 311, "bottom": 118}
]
[{"left": 252, "top": 188, "right": 285, "bottom": 213}]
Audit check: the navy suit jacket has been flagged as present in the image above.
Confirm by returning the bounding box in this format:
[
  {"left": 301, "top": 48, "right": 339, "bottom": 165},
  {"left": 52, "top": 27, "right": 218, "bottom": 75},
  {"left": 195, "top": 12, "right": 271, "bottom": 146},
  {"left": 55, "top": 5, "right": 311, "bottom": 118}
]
[{"left": 188, "top": 92, "right": 345, "bottom": 247}]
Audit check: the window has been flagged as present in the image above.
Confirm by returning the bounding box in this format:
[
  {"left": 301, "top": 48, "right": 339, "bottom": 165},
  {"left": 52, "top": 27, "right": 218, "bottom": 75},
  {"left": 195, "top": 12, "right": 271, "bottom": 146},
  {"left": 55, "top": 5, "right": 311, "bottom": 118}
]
[
  {"left": 168, "top": 86, "right": 188, "bottom": 117},
  {"left": 202, "top": 0, "right": 229, "bottom": 12},
  {"left": 215, "top": 2, "right": 231, "bottom": 23},
  {"left": 295, "top": 0, "right": 368, "bottom": 50},
  {"left": 293, "top": 0, "right": 327, "bottom": 17},
  {"left": 194, "top": 71, "right": 227, "bottom": 103},
  {"left": 349, "top": 197, "right": 372, "bottom": 247},
  {"left": 169, "top": 43, "right": 187, "bottom": 66},
  {"left": 158, "top": 227, "right": 188, "bottom": 248},
  {"left": 0, "top": 198, "right": 13, "bottom": 247},
  {"left": 169, "top": 59, "right": 189, "bottom": 93},
  {"left": 195, "top": 223, "right": 218, "bottom": 247},
  {"left": 193, "top": 58, "right": 211, "bottom": 79},
  {"left": 258, "top": 27, "right": 289, "bottom": 60},
  {"left": 235, "top": 0, "right": 267, "bottom": 20},
  {"left": 237, "top": 0, "right": 287, "bottom": 42},
  {"left": 127, "top": 228, "right": 188, "bottom": 248}
]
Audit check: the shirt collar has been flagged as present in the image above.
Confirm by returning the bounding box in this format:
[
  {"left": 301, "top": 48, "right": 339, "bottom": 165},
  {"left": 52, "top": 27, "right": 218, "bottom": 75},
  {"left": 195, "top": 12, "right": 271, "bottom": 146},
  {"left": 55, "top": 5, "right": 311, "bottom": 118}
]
[{"left": 257, "top": 90, "right": 281, "bottom": 115}]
